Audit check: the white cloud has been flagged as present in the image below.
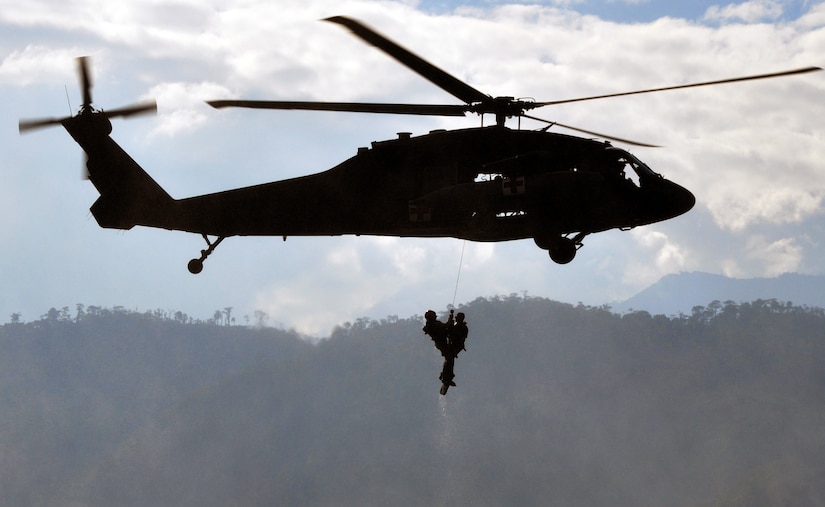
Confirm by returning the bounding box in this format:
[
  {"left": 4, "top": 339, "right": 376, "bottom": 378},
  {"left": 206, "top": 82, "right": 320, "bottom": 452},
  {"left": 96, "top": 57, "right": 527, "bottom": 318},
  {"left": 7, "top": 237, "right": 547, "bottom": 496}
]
[
  {"left": 146, "top": 81, "right": 233, "bottom": 137},
  {"left": 0, "top": 46, "right": 89, "bottom": 86},
  {"left": 797, "top": 2, "right": 825, "bottom": 27},
  {"left": 624, "top": 229, "right": 692, "bottom": 288},
  {"left": 251, "top": 237, "right": 467, "bottom": 334},
  {"left": 745, "top": 235, "right": 803, "bottom": 275},
  {"left": 704, "top": 0, "right": 784, "bottom": 23},
  {"left": 707, "top": 186, "right": 824, "bottom": 231}
]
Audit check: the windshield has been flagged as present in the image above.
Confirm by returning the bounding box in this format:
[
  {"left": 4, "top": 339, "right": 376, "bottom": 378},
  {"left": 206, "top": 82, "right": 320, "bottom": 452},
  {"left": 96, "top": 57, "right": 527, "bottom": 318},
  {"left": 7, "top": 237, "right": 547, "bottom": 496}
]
[{"left": 604, "top": 147, "right": 660, "bottom": 186}]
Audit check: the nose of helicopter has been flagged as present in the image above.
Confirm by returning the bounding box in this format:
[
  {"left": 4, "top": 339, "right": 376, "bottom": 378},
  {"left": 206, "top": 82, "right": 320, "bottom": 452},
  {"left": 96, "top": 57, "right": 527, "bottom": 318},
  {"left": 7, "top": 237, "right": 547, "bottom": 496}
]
[
  {"left": 645, "top": 178, "right": 696, "bottom": 223},
  {"left": 667, "top": 180, "right": 696, "bottom": 218}
]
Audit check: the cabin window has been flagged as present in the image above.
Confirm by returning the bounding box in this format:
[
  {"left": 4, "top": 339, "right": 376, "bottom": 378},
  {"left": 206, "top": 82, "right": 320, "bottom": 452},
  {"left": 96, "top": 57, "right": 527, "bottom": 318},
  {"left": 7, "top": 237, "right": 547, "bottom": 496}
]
[{"left": 475, "top": 172, "right": 502, "bottom": 183}]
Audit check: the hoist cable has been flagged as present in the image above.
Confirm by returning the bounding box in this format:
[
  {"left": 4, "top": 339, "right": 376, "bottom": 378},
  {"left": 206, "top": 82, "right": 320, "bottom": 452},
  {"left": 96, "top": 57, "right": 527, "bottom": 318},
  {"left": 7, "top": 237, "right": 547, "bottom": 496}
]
[{"left": 451, "top": 240, "right": 466, "bottom": 307}]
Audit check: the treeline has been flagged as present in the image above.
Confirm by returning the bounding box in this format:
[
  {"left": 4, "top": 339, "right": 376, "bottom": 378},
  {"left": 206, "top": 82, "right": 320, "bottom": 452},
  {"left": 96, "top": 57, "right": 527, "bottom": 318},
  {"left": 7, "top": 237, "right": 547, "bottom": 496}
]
[
  {"left": 7, "top": 304, "right": 273, "bottom": 327},
  {"left": 10, "top": 295, "right": 821, "bottom": 332},
  {"left": 676, "top": 297, "right": 824, "bottom": 321}
]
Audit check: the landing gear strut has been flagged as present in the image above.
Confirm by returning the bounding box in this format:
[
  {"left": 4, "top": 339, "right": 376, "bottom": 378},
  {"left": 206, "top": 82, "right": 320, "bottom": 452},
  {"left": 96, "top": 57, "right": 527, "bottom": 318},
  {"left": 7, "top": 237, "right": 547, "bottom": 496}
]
[{"left": 188, "top": 234, "right": 226, "bottom": 274}]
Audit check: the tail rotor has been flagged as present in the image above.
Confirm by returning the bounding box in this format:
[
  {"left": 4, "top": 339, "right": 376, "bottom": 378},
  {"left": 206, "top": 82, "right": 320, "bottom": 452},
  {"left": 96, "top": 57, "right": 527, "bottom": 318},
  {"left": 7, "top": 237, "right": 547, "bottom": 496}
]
[{"left": 18, "top": 56, "right": 157, "bottom": 134}]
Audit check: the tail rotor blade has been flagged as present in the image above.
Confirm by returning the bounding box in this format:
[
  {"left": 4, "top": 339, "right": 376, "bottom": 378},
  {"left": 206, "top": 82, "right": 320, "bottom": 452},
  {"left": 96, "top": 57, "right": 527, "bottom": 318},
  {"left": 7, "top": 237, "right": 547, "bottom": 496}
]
[
  {"left": 77, "top": 56, "right": 93, "bottom": 109},
  {"left": 19, "top": 100, "right": 156, "bottom": 134},
  {"left": 104, "top": 100, "right": 158, "bottom": 119},
  {"left": 19, "top": 117, "right": 68, "bottom": 133},
  {"left": 19, "top": 57, "right": 157, "bottom": 136}
]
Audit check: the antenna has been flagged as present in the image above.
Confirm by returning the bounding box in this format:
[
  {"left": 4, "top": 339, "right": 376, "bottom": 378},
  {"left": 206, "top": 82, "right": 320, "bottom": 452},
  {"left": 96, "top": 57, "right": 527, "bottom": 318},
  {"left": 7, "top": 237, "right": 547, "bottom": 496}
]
[{"left": 64, "top": 85, "right": 73, "bottom": 114}]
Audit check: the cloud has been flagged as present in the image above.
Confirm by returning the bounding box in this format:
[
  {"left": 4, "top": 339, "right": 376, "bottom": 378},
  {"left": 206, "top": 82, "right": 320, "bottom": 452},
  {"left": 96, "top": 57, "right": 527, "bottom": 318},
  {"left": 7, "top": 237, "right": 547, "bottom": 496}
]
[
  {"left": 745, "top": 235, "right": 803, "bottom": 275},
  {"left": 623, "top": 229, "right": 692, "bottom": 288},
  {"left": 707, "top": 186, "right": 824, "bottom": 231},
  {"left": 146, "top": 81, "right": 232, "bottom": 137},
  {"left": 797, "top": 2, "right": 825, "bottom": 27},
  {"left": 704, "top": 0, "right": 784, "bottom": 23},
  {"left": 250, "top": 237, "right": 458, "bottom": 334},
  {"left": 606, "top": 0, "right": 650, "bottom": 4},
  {"left": 0, "top": 46, "right": 87, "bottom": 86}
]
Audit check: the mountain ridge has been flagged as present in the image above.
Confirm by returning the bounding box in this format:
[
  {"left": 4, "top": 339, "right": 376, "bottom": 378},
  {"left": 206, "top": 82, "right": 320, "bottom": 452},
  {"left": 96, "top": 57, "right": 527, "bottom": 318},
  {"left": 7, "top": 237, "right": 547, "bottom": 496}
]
[{"left": 612, "top": 271, "right": 825, "bottom": 315}]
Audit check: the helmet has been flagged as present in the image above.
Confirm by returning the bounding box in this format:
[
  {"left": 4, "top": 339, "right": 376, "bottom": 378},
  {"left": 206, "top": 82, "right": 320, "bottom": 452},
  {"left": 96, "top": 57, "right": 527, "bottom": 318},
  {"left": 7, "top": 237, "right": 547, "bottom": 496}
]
[
  {"left": 425, "top": 310, "right": 436, "bottom": 320},
  {"left": 456, "top": 312, "right": 465, "bottom": 322}
]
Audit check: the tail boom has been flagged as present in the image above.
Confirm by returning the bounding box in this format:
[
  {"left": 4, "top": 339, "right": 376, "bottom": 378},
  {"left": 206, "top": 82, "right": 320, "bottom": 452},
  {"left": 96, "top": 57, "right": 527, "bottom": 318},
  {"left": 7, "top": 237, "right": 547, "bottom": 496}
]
[{"left": 66, "top": 115, "right": 175, "bottom": 231}]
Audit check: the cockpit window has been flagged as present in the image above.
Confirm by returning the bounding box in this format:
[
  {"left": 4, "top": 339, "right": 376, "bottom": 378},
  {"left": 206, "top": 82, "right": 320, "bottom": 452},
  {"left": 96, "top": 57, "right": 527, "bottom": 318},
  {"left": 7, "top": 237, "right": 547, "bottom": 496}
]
[{"left": 604, "top": 147, "right": 660, "bottom": 186}]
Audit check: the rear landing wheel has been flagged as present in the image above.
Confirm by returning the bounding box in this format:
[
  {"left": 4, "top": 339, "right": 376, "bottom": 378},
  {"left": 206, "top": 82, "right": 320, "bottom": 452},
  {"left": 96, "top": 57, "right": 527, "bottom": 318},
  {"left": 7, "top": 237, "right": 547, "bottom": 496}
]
[
  {"left": 187, "top": 234, "right": 226, "bottom": 274},
  {"left": 187, "top": 259, "right": 204, "bottom": 274}
]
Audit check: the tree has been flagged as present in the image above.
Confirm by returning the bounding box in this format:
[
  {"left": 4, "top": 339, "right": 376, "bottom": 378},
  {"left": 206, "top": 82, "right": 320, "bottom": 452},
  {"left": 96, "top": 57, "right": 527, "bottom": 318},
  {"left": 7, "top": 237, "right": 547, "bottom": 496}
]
[
  {"left": 75, "top": 304, "right": 86, "bottom": 322},
  {"left": 253, "top": 310, "right": 269, "bottom": 327}
]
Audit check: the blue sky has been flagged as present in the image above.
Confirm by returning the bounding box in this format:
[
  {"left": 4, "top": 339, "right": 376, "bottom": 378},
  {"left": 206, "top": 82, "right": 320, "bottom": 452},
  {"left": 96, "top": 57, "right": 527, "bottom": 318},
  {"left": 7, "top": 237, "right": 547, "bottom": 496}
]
[
  {"left": 1, "top": 0, "right": 824, "bottom": 334},
  {"left": 418, "top": 0, "right": 813, "bottom": 22}
]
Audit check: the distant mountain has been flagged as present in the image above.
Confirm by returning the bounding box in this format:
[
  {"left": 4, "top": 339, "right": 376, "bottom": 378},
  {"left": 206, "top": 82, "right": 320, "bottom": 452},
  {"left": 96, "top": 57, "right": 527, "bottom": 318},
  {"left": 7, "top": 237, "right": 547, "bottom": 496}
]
[{"left": 613, "top": 271, "right": 825, "bottom": 315}]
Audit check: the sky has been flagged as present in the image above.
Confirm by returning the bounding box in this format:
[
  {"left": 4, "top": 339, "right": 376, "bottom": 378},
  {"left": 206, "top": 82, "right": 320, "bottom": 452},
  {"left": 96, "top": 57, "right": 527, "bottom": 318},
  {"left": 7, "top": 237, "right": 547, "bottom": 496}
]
[{"left": 1, "top": 0, "right": 824, "bottom": 335}]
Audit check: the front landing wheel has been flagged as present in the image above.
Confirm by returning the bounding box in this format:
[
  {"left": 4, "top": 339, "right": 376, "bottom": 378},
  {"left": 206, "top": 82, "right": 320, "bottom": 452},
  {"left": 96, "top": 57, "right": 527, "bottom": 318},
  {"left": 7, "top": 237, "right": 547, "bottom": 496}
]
[{"left": 548, "top": 237, "right": 577, "bottom": 264}]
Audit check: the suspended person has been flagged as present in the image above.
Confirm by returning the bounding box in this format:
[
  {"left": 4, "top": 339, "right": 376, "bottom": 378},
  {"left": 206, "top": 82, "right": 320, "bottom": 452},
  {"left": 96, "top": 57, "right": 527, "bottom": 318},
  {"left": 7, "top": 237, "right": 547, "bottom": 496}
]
[
  {"left": 442, "top": 312, "right": 468, "bottom": 393},
  {"left": 423, "top": 309, "right": 452, "bottom": 358},
  {"left": 450, "top": 312, "right": 468, "bottom": 357},
  {"left": 422, "top": 309, "right": 468, "bottom": 395}
]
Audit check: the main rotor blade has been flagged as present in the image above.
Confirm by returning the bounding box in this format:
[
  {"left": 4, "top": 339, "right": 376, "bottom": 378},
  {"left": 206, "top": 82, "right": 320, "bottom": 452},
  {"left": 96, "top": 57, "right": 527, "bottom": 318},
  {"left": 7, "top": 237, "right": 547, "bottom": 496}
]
[
  {"left": 524, "top": 114, "right": 660, "bottom": 148},
  {"left": 207, "top": 99, "right": 468, "bottom": 116},
  {"left": 324, "top": 16, "right": 490, "bottom": 106},
  {"left": 537, "top": 66, "right": 823, "bottom": 107},
  {"left": 19, "top": 117, "right": 68, "bottom": 133},
  {"left": 77, "top": 56, "right": 93, "bottom": 108}
]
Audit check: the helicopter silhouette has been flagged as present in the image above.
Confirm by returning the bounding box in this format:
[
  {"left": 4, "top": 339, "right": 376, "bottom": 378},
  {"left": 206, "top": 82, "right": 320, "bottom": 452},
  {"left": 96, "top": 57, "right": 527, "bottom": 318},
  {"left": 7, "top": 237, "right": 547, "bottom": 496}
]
[{"left": 19, "top": 16, "right": 821, "bottom": 273}]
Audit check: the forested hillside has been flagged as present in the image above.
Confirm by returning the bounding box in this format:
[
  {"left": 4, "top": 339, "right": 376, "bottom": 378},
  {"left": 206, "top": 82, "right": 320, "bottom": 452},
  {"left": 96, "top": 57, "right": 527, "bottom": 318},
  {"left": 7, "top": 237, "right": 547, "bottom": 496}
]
[{"left": 2, "top": 297, "right": 824, "bottom": 506}]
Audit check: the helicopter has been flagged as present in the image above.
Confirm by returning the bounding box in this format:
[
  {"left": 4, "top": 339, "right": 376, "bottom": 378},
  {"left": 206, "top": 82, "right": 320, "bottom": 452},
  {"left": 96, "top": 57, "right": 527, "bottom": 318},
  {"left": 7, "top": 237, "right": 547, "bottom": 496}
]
[{"left": 19, "top": 16, "right": 821, "bottom": 274}]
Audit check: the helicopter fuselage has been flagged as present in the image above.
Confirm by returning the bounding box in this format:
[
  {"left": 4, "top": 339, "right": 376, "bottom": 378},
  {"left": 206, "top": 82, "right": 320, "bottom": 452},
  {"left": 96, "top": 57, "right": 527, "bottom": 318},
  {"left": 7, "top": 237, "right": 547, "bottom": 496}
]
[{"left": 166, "top": 126, "right": 695, "bottom": 239}]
